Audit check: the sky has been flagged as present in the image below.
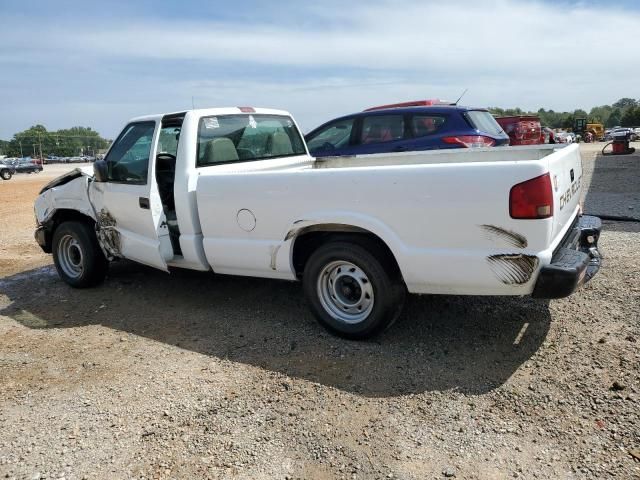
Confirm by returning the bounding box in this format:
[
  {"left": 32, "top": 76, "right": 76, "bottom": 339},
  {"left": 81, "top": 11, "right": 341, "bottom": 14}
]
[{"left": 1, "top": 0, "right": 639, "bottom": 139}]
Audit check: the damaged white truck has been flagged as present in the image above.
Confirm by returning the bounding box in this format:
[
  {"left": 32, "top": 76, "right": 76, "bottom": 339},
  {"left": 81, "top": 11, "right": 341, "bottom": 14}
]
[{"left": 34, "top": 107, "right": 602, "bottom": 339}]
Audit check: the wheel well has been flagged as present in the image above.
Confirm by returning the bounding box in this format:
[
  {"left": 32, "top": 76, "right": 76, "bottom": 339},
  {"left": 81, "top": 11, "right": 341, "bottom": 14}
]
[
  {"left": 291, "top": 226, "right": 403, "bottom": 280},
  {"left": 41, "top": 209, "right": 95, "bottom": 253}
]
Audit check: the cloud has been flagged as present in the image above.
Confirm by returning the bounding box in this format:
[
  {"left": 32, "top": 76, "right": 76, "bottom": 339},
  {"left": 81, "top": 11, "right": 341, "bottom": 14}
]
[
  {"left": 0, "top": 0, "right": 638, "bottom": 137},
  {"left": 5, "top": 1, "right": 637, "bottom": 72}
]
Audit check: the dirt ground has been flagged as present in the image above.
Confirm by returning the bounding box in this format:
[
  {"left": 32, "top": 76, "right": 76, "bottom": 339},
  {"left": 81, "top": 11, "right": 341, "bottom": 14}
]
[
  {"left": 0, "top": 147, "right": 639, "bottom": 480},
  {"left": 0, "top": 164, "right": 92, "bottom": 277}
]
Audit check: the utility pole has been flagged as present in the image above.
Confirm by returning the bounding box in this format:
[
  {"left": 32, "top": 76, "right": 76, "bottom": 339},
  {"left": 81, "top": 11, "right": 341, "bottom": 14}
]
[
  {"left": 38, "top": 132, "right": 43, "bottom": 161},
  {"left": 19, "top": 140, "right": 23, "bottom": 158}
]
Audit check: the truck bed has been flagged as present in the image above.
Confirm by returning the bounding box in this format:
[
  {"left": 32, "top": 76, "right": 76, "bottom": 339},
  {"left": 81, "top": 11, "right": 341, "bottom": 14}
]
[
  {"left": 312, "top": 144, "right": 565, "bottom": 169},
  {"left": 198, "top": 145, "right": 567, "bottom": 175}
]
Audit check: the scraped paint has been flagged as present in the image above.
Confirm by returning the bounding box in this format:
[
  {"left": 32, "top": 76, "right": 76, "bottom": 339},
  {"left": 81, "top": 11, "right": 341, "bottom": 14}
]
[
  {"left": 487, "top": 254, "right": 538, "bottom": 285},
  {"left": 481, "top": 225, "right": 528, "bottom": 249}
]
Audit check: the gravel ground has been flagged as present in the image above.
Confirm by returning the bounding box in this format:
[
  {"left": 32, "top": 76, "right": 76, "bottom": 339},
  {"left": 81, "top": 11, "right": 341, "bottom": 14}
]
[
  {"left": 0, "top": 146, "right": 638, "bottom": 479},
  {"left": 581, "top": 143, "right": 640, "bottom": 220}
]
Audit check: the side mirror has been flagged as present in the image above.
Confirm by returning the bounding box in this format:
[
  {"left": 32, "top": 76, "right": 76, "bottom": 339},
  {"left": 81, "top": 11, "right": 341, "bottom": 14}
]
[{"left": 93, "top": 159, "right": 108, "bottom": 182}]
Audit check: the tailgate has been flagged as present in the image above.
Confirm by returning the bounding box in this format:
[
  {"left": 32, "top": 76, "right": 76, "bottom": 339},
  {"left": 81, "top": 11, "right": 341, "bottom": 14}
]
[{"left": 547, "top": 144, "right": 582, "bottom": 241}]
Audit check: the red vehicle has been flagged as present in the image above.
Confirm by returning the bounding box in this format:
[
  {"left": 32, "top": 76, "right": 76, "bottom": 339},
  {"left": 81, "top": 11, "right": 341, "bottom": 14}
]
[{"left": 495, "top": 116, "right": 543, "bottom": 146}]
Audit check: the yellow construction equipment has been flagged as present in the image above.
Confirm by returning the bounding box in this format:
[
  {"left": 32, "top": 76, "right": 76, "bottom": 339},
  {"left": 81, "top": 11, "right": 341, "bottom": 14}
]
[{"left": 586, "top": 123, "right": 604, "bottom": 141}]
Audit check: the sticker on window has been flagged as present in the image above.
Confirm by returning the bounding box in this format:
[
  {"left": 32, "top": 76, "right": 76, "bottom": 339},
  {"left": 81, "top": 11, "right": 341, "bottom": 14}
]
[
  {"left": 248, "top": 115, "right": 257, "bottom": 129},
  {"left": 203, "top": 117, "right": 219, "bottom": 129}
]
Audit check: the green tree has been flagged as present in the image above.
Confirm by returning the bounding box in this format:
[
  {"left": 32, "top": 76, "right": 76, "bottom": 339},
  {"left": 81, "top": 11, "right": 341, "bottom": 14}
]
[
  {"left": 4, "top": 125, "right": 110, "bottom": 158},
  {"left": 607, "top": 109, "right": 622, "bottom": 128},
  {"left": 612, "top": 98, "right": 637, "bottom": 110},
  {"left": 620, "top": 106, "right": 640, "bottom": 127},
  {"left": 588, "top": 105, "right": 613, "bottom": 125},
  {"left": 472, "top": 98, "right": 638, "bottom": 129},
  {"left": 562, "top": 114, "right": 575, "bottom": 129}
]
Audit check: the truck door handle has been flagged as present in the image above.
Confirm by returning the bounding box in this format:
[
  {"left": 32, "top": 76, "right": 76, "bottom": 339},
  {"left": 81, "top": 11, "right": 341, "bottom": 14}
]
[{"left": 139, "top": 197, "right": 150, "bottom": 209}]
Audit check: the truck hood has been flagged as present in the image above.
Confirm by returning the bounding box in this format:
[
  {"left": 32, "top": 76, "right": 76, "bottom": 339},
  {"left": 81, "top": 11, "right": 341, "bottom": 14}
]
[{"left": 39, "top": 166, "right": 93, "bottom": 194}]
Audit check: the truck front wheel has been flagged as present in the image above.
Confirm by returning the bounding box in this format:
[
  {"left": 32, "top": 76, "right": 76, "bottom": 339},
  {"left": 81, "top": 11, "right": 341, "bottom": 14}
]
[
  {"left": 0, "top": 170, "right": 12, "bottom": 180},
  {"left": 303, "top": 241, "right": 405, "bottom": 339},
  {"left": 52, "top": 221, "right": 108, "bottom": 288}
]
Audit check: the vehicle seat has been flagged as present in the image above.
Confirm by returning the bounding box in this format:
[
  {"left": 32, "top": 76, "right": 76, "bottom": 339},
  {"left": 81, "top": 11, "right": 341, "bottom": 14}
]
[
  {"left": 417, "top": 118, "right": 437, "bottom": 136},
  {"left": 156, "top": 154, "right": 176, "bottom": 210},
  {"left": 362, "top": 125, "right": 392, "bottom": 144},
  {"left": 203, "top": 138, "right": 239, "bottom": 165},
  {"left": 266, "top": 131, "right": 292, "bottom": 156}
]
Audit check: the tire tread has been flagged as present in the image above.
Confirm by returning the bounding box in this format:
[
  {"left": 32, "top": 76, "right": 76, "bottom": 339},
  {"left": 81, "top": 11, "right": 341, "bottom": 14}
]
[{"left": 52, "top": 221, "right": 108, "bottom": 288}]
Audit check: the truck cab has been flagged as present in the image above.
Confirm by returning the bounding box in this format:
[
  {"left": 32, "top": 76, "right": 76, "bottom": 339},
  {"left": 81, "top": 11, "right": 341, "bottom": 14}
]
[{"left": 64, "top": 108, "right": 309, "bottom": 273}]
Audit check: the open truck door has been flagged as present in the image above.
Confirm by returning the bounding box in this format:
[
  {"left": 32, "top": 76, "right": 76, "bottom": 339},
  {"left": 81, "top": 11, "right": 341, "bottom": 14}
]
[{"left": 92, "top": 121, "right": 172, "bottom": 271}]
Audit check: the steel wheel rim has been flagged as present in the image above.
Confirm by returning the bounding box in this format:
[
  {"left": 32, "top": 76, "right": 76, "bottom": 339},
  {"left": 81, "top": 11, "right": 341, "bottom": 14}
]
[
  {"left": 57, "top": 234, "right": 84, "bottom": 279},
  {"left": 317, "top": 261, "right": 374, "bottom": 324}
]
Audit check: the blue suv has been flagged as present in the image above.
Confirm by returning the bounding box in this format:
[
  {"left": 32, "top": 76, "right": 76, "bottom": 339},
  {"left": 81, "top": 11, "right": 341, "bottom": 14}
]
[{"left": 305, "top": 104, "right": 509, "bottom": 157}]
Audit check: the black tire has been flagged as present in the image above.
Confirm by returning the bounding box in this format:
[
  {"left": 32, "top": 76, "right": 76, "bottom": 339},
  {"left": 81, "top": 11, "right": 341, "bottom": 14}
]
[
  {"left": 303, "top": 241, "right": 406, "bottom": 340},
  {"left": 52, "top": 221, "right": 108, "bottom": 288},
  {"left": 0, "top": 170, "right": 12, "bottom": 180}
]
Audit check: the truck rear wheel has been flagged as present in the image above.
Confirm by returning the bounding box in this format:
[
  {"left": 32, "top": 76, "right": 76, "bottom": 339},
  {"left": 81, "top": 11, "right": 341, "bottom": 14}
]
[
  {"left": 52, "top": 221, "right": 108, "bottom": 288},
  {"left": 303, "top": 241, "right": 405, "bottom": 339}
]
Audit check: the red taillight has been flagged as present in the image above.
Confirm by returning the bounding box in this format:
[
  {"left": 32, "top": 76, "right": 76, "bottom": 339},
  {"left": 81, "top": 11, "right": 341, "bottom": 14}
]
[
  {"left": 510, "top": 173, "right": 554, "bottom": 219},
  {"left": 238, "top": 106, "right": 255, "bottom": 113},
  {"left": 442, "top": 135, "right": 496, "bottom": 148}
]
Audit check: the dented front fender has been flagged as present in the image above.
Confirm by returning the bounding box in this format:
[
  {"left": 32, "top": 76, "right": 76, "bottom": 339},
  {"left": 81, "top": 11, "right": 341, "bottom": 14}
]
[{"left": 35, "top": 173, "right": 96, "bottom": 226}]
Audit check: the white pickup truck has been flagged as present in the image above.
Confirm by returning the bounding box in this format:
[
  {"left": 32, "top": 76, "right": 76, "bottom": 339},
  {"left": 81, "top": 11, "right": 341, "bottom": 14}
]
[{"left": 34, "top": 107, "right": 602, "bottom": 339}]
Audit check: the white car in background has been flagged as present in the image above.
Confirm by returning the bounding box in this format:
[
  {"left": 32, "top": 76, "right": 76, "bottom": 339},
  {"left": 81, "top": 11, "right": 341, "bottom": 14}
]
[
  {"left": 605, "top": 128, "right": 635, "bottom": 141},
  {"left": 555, "top": 131, "right": 574, "bottom": 143}
]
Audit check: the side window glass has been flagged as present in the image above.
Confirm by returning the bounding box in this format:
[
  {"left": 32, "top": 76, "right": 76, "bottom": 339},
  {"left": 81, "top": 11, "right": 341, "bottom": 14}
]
[
  {"left": 158, "top": 126, "right": 181, "bottom": 157},
  {"left": 361, "top": 115, "right": 404, "bottom": 144},
  {"left": 306, "top": 119, "right": 354, "bottom": 153},
  {"left": 105, "top": 122, "right": 155, "bottom": 184},
  {"left": 412, "top": 115, "right": 446, "bottom": 137}
]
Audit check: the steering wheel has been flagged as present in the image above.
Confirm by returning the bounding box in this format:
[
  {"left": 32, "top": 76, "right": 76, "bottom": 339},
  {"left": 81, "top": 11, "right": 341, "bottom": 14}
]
[{"left": 321, "top": 142, "right": 335, "bottom": 151}]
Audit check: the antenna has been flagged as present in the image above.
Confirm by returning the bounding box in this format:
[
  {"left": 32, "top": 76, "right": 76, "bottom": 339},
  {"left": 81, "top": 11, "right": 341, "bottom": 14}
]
[
  {"left": 191, "top": 96, "right": 195, "bottom": 110},
  {"left": 454, "top": 88, "right": 468, "bottom": 105}
]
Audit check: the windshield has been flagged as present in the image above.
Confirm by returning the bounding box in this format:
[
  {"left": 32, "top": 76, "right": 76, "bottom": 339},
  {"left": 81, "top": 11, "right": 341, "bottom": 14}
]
[
  {"left": 197, "top": 114, "right": 306, "bottom": 167},
  {"left": 465, "top": 111, "right": 507, "bottom": 136}
]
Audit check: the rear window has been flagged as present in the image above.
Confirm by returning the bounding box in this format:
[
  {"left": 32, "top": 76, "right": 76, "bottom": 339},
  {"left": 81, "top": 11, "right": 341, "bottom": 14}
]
[
  {"left": 197, "top": 114, "right": 306, "bottom": 167},
  {"left": 465, "top": 111, "right": 506, "bottom": 136}
]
